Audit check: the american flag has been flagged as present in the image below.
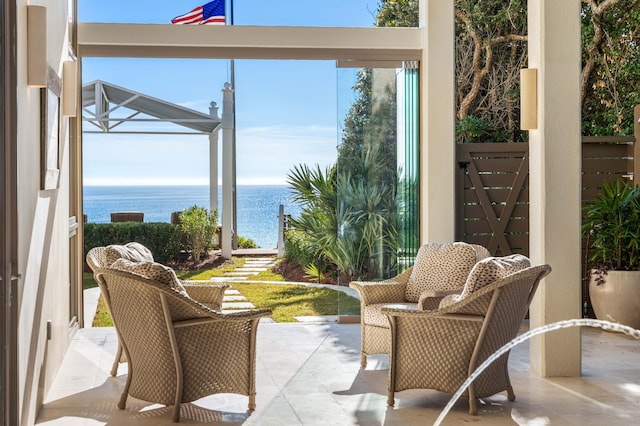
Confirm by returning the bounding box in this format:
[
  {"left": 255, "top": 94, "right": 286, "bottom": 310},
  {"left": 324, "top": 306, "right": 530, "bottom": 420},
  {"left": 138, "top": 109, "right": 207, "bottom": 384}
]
[{"left": 171, "top": 0, "right": 226, "bottom": 25}]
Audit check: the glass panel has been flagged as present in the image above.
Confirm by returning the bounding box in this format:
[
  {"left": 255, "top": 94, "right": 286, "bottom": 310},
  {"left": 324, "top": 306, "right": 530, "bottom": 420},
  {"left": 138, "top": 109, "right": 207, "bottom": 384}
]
[
  {"left": 396, "top": 63, "right": 420, "bottom": 272},
  {"left": 336, "top": 62, "right": 419, "bottom": 317}
]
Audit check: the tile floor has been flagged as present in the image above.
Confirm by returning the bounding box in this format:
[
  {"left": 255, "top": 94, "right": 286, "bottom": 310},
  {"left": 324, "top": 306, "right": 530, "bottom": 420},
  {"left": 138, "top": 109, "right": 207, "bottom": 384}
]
[{"left": 35, "top": 319, "right": 640, "bottom": 425}]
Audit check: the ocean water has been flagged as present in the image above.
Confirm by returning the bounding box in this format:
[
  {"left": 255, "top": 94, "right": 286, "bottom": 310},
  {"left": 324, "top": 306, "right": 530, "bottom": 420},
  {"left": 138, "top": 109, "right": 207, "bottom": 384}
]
[{"left": 83, "top": 185, "right": 301, "bottom": 248}]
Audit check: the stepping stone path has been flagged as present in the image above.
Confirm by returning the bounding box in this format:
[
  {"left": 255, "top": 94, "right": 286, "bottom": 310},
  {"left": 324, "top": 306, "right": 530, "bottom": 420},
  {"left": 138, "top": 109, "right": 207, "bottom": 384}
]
[{"left": 213, "top": 257, "right": 276, "bottom": 312}]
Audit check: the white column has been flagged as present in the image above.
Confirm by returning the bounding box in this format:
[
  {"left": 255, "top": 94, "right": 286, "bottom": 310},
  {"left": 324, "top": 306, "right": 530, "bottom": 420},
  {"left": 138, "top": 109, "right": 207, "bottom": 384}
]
[
  {"left": 209, "top": 132, "right": 218, "bottom": 215},
  {"left": 209, "top": 101, "right": 220, "bottom": 216},
  {"left": 277, "top": 204, "right": 285, "bottom": 258},
  {"left": 221, "top": 83, "right": 234, "bottom": 259},
  {"left": 419, "top": 0, "right": 456, "bottom": 243},
  {"left": 528, "top": 0, "right": 582, "bottom": 377}
]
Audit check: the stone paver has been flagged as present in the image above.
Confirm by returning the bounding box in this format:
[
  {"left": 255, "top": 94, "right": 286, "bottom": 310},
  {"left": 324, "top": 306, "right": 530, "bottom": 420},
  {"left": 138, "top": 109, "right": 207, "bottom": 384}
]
[
  {"left": 210, "top": 256, "right": 276, "bottom": 312},
  {"left": 223, "top": 295, "right": 247, "bottom": 302},
  {"left": 221, "top": 301, "right": 255, "bottom": 310},
  {"left": 226, "top": 271, "right": 260, "bottom": 276}
]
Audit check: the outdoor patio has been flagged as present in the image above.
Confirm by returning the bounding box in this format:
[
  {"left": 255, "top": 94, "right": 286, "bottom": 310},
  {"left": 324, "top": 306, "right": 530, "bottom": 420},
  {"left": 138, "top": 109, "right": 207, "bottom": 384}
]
[{"left": 36, "top": 317, "right": 639, "bottom": 425}]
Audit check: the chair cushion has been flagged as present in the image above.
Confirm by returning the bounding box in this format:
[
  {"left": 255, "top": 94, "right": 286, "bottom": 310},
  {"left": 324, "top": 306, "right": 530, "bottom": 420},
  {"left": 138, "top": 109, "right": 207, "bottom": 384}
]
[
  {"left": 364, "top": 303, "right": 417, "bottom": 328},
  {"left": 110, "top": 259, "right": 187, "bottom": 295},
  {"left": 405, "top": 242, "right": 479, "bottom": 302},
  {"left": 439, "top": 254, "right": 531, "bottom": 309},
  {"left": 104, "top": 242, "right": 154, "bottom": 266}
]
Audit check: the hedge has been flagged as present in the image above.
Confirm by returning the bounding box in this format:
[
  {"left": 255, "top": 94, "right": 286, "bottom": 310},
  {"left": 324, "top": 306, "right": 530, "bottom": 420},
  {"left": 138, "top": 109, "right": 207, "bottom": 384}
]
[{"left": 83, "top": 222, "right": 182, "bottom": 264}]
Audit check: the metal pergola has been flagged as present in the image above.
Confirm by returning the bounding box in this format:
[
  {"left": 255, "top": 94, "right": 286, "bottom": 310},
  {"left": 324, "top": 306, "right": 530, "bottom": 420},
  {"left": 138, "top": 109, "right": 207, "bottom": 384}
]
[{"left": 81, "top": 80, "right": 237, "bottom": 257}]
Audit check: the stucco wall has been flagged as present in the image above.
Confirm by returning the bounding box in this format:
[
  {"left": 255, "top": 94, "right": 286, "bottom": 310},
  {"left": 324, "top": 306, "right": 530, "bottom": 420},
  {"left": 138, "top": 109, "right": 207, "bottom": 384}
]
[{"left": 15, "top": 1, "right": 74, "bottom": 424}]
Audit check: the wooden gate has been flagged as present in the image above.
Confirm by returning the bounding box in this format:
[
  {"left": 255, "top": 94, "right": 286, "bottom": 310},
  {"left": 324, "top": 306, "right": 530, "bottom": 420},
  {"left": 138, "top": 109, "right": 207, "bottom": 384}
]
[{"left": 456, "top": 143, "right": 529, "bottom": 256}]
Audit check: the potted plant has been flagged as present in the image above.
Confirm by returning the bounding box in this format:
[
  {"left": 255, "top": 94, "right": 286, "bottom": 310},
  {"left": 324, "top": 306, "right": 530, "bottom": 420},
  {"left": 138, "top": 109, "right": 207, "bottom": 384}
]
[{"left": 583, "top": 179, "right": 640, "bottom": 329}]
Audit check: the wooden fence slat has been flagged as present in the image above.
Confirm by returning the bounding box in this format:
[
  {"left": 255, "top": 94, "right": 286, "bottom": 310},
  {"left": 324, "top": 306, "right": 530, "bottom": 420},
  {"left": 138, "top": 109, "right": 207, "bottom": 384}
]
[
  {"left": 468, "top": 173, "right": 523, "bottom": 186},
  {"left": 582, "top": 144, "right": 633, "bottom": 157},
  {"left": 464, "top": 218, "right": 529, "bottom": 234},
  {"left": 464, "top": 188, "right": 530, "bottom": 203},
  {"left": 463, "top": 203, "right": 529, "bottom": 219},
  {"left": 582, "top": 136, "right": 635, "bottom": 143},
  {"left": 582, "top": 159, "right": 633, "bottom": 173},
  {"left": 470, "top": 158, "right": 526, "bottom": 172},
  {"left": 581, "top": 173, "right": 632, "bottom": 188}
]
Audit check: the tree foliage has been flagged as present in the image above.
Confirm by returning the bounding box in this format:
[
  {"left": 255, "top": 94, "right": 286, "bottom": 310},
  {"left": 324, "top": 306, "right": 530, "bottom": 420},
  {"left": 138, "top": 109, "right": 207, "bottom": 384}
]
[
  {"left": 375, "top": 0, "right": 640, "bottom": 138},
  {"left": 581, "top": 0, "right": 640, "bottom": 135}
]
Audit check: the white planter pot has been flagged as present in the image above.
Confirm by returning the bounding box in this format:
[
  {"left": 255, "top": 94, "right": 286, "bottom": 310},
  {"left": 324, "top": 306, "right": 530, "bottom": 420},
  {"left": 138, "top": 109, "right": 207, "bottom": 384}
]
[{"left": 589, "top": 270, "right": 640, "bottom": 330}]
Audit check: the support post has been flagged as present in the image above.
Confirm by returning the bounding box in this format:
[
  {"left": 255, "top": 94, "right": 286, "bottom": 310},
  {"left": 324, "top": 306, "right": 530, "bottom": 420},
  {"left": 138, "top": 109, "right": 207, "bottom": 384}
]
[
  {"left": 528, "top": 0, "right": 582, "bottom": 377},
  {"left": 418, "top": 0, "right": 456, "bottom": 243},
  {"left": 277, "top": 204, "right": 285, "bottom": 258},
  {"left": 209, "top": 101, "right": 219, "bottom": 216},
  {"left": 221, "top": 83, "right": 234, "bottom": 259}
]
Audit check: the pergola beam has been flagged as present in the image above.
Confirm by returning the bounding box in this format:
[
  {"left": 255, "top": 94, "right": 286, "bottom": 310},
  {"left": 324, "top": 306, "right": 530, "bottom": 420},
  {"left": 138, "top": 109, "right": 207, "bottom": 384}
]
[{"left": 78, "top": 24, "right": 422, "bottom": 61}]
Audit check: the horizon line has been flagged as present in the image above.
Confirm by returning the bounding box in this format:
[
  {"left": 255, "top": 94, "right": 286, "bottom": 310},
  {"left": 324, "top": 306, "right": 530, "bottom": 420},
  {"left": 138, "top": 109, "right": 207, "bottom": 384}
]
[{"left": 83, "top": 182, "right": 291, "bottom": 187}]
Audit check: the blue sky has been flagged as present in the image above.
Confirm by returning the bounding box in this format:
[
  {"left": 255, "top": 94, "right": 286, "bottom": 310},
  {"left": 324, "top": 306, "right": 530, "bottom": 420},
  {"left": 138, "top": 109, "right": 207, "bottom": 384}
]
[{"left": 80, "top": 0, "right": 380, "bottom": 185}]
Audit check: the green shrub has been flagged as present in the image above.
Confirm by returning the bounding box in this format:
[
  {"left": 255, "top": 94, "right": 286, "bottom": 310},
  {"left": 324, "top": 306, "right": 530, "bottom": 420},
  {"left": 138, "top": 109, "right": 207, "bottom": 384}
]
[
  {"left": 237, "top": 235, "right": 258, "bottom": 248},
  {"left": 284, "top": 230, "right": 328, "bottom": 272},
  {"left": 179, "top": 206, "right": 218, "bottom": 262},
  {"left": 83, "top": 222, "right": 182, "bottom": 264},
  {"left": 456, "top": 115, "right": 514, "bottom": 143}
]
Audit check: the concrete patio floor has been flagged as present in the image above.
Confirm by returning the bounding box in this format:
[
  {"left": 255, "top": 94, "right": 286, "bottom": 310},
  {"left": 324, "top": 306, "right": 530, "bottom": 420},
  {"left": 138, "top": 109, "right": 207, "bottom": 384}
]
[{"left": 35, "top": 318, "right": 640, "bottom": 426}]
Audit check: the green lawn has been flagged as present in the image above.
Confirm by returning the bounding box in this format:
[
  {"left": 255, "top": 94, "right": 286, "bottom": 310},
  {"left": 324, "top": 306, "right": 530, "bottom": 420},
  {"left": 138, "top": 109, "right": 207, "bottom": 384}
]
[
  {"left": 228, "top": 282, "right": 360, "bottom": 322},
  {"left": 86, "top": 258, "right": 360, "bottom": 325}
]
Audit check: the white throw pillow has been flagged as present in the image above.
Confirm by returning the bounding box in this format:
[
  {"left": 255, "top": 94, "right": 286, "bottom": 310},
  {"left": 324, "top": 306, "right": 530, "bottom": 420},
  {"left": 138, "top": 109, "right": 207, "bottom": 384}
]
[{"left": 104, "top": 242, "right": 154, "bottom": 266}]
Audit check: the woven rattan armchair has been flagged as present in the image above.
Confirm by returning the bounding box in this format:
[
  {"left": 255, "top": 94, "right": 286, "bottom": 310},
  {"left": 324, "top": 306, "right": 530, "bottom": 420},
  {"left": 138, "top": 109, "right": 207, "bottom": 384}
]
[
  {"left": 86, "top": 244, "right": 228, "bottom": 376},
  {"left": 382, "top": 262, "right": 551, "bottom": 415},
  {"left": 93, "top": 264, "right": 271, "bottom": 422},
  {"left": 349, "top": 242, "right": 490, "bottom": 367}
]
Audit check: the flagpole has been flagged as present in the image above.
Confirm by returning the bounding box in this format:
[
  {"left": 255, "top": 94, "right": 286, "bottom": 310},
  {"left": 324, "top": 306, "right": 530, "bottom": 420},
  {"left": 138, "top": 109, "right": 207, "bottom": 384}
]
[{"left": 229, "top": 0, "right": 238, "bottom": 250}]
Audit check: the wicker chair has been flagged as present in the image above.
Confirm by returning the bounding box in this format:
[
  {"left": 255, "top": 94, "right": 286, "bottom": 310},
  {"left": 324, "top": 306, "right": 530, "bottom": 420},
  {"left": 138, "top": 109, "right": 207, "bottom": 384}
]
[
  {"left": 93, "top": 264, "right": 271, "bottom": 422},
  {"left": 86, "top": 244, "right": 228, "bottom": 376},
  {"left": 349, "top": 242, "right": 490, "bottom": 367},
  {"left": 382, "top": 261, "right": 551, "bottom": 415}
]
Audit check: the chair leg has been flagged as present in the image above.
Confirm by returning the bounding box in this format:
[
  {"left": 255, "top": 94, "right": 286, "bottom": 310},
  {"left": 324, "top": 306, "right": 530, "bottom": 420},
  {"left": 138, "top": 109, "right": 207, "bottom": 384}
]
[
  {"left": 171, "top": 403, "right": 180, "bottom": 422},
  {"left": 507, "top": 386, "right": 516, "bottom": 401},
  {"left": 117, "top": 390, "right": 128, "bottom": 410},
  {"left": 248, "top": 394, "right": 256, "bottom": 411},
  {"left": 468, "top": 383, "right": 478, "bottom": 415},
  {"left": 504, "top": 362, "right": 516, "bottom": 401},
  {"left": 387, "top": 390, "right": 395, "bottom": 407},
  {"left": 361, "top": 353, "right": 367, "bottom": 368},
  {"left": 110, "top": 343, "right": 123, "bottom": 377},
  {"left": 117, "top": 369, "right": 132, "bottom": 410},
  {"left": 468, "top": 398, "right": 478, "bottom": 415}
]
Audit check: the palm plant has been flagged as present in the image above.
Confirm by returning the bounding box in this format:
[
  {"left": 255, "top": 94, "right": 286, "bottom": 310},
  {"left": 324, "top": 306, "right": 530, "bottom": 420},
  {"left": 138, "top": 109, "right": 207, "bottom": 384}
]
[
  {"left": 336, "top": 142, "right": 397, "bottom": 280},
  {"left": 583, "top": 179, "right": 640, "bottom": 271},
  {"left": 287, "top": 164, "right": 338, "bottom": 275}
]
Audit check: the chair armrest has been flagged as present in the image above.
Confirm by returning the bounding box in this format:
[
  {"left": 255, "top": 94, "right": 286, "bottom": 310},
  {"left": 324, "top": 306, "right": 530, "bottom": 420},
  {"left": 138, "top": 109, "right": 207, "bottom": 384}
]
[
  {"left": 381, "top": 304, "right": 483, "bottom": 322},
  {"left": 181, "top": 281, "right": 228, "bottom": 310},
  {"left": 349, "top": 281, "right": 406, "bottom": 305},
  {"left": 417, "top": 289, "right": 460, "bottom": 311},
  {"left": 173, "top": 308, "right": 272, "bottom": 328}
]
